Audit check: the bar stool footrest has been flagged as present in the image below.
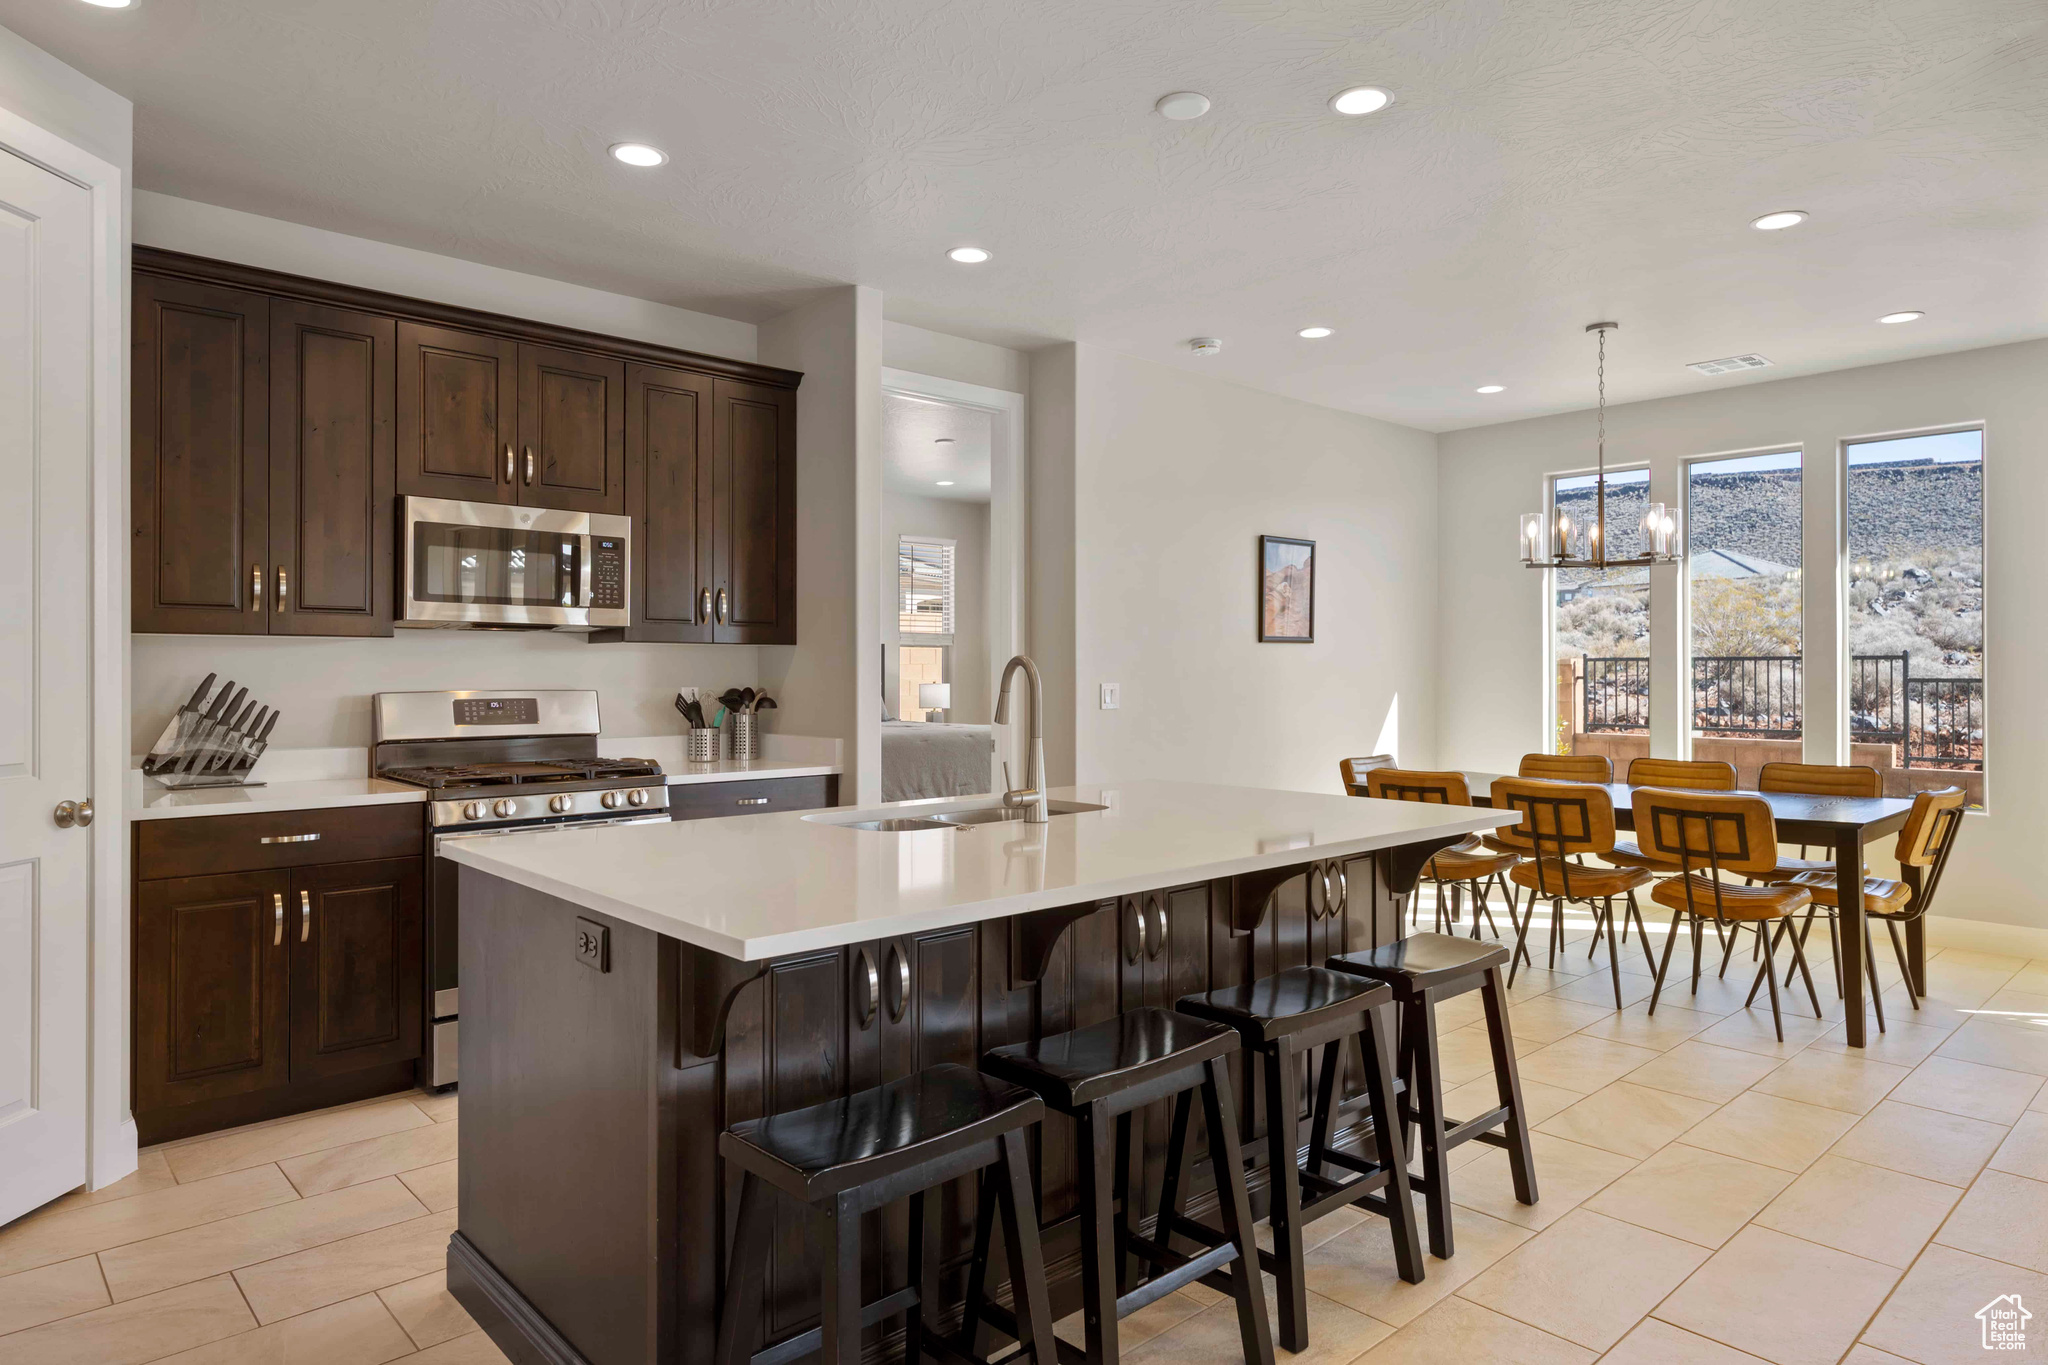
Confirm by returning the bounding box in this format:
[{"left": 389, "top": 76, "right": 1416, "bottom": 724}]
[
  {"left": 1115, "top": 1237, "right": 1239, "bottom": 1315},
  {"left": 752, "top": 1285, "right": 922, "bottom": 1365},
  {"left": 967, "top": 1303, "right": 1088, "bottom": 1365}
]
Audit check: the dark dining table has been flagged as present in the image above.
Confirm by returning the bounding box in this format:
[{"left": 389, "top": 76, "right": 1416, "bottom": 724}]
[{"left": 1460, "top": 774, "right": 1919, "bottom": 1048}]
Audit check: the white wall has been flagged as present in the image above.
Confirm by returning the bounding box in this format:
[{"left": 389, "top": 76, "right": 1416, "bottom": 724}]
[
  {"left": 0, "top": 21, "right": 130, "bottom": 171},
  {"left": 1062, "top": 346, "right": 1440, "bottom": 793},
  {"left": 758, "top": 287, "right": 885, "bottom": 803},
  {"left": 136, "top": 192, "right": 755, "bottom": 361},
  {"left": 127, "top": 193, "right": 771, "bottom": 755},
  {"left": 1028, "top": 345, "right": 1079, "bottom": 785},
  {"left": 882, "top": 492, "right": 991, "bottom": 721},
  {"left": 883, "top": 320, "right": 1027, "bottom": 395},
  {"left": 1437, "top": 339, "right": 2048, "bottom": 928}
]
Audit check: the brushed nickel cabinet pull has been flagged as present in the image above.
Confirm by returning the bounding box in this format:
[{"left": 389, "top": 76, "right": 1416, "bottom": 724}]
[
  {"left": 885, "top": 943, "right": 910, "bottom": 1024},
  {"left": 855, "top": 948, "right": 879, "bottom": 1028},
  {"left": 736, "top": 796, "right": 769, "bottom": 806},
  {"left": 300, "top": 889, "right": 312, "bottom": 942},
  {"left": 1125, "top": 898, "right": 1145, "bottom": 964},
  {"left": 275, "top": 566, "right": 288, "bottom": 613},
  {"left": 1150, "top": 894, "right": 1168, "bottom": 959},
  {"left": 505, "top": 445, "right": 515, "bottom": 483},
  {"left": 524, "top": 447, "right": 535, "bottom": 484},
  {"left": 698, "top": 587, "right": 712, "bottom": 623},
  {"left": 251, "top": 563, "right": 263, "bottom": 609},
  {"left": 715, "top": 587, "right": 728, "bottom": 624},
  {"left": 273, "top": 893, "right": 284, "bottom": 946},
  {"left": 259, "top": 832, "right": 321, "bottom": 844}
]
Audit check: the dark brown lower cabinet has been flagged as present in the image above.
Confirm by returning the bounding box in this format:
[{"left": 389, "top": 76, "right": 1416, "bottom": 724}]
[{"left": 134, "top": 853, "right": 425, "bottom": 1144}]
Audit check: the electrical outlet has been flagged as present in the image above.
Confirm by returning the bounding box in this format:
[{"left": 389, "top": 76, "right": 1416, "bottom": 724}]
[
  {"left": 574, "top": 917, "right": 610, "bottom": 972},
  {"left": 1099, "top": 683, "right": 1120, "bottom": 710}
]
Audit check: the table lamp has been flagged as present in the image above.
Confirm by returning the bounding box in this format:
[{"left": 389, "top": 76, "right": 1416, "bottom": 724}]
[{"left": 918, "top": 683, "right": 951, "bottom": 722}]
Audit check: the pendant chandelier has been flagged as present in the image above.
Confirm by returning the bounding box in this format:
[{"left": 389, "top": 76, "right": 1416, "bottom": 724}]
[{"left": 1519, "top": 321, "right": 1681, "bottom": 569}]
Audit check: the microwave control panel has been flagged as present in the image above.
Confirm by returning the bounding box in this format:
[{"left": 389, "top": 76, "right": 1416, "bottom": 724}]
[{"left": 589, "top": 538, "right": 625, "bottom": 611}]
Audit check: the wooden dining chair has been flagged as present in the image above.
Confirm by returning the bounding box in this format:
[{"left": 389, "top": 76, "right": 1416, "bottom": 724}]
[
  {"left": 1605, "top": 759, "right": 1741, "bottom": 878},
  {"left": 1366, "top": 769, "right": 1518, "bottom": 946},
  {"left": 1632, "top": 788, "right": 1822, "bottom": 1041},
  {"left": 1782, "top": 786, "right": 1967, "bottom": 1028},
  {"left": 1518, "top": 753, "right": 1614, "bottom": 783},
  {"left": 1489, "top": 777, "right": 1653, "bottom": 1006},
  {"left": 1339, "top": 754, "right": 1396, "bottom": 796},
  {"left": 1757, "top": 763, "right": 1885, "bottom": 996}
]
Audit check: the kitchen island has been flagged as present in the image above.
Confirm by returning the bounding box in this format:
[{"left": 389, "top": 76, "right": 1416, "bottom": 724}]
[{"left": 438, "top": 780, "right": 1513, "bottom": 1365}]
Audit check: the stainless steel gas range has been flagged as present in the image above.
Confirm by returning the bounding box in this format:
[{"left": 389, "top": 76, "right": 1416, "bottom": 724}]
[{"left": 372, "top": 689, "right": 670, "bottom": 1087}]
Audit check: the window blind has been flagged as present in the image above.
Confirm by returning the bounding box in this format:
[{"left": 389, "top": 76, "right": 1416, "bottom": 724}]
[{"left": 898, "top": 535, "right": 956, "bottom": 639}]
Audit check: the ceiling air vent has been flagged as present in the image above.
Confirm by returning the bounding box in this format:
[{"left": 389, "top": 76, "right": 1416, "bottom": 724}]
[{"left": 1687, "top": 353, "right": 1773, "bottom": 377}]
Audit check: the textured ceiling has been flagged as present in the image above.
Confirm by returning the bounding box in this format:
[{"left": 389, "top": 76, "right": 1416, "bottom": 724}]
[
  {"left": 9, "top": 0, "right": 2046, "bottom": 429},
  {"left": 883, "top": 392, "right": 991, "bottom": 501}
]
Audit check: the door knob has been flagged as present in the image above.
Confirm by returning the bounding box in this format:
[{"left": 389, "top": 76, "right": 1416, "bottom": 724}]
[{"left": 53, "top": 797, "right": 93, "bottom": 828}]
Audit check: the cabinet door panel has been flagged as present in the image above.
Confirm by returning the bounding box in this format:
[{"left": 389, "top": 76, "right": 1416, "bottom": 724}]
[
  {"left": 396, "top": 322, "right": 517, "bottom": 504},
  {"left": 620, "top": 364, "right": 713, "bottom": 641},
  {"left": 270, "top": 301, "right": 395, "bottom": 636},
  {"left": 289, "top": 857, "right": 423, "bottom": 1080},
  {"left": 519, "top": 344, "right": 624, "bottom": 513},
  {"left": 135, "top": 871, "right": 292, "bottom": 1111},
  {"left": 133, "top": 275, "right": 269, "bottom": 634},
  {"left": 712, "top": 378, "right": 795, "bottom": 643}
]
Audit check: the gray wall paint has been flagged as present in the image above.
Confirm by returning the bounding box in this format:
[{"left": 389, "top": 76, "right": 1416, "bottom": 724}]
[{"left": 1437, "top": 338, "right": 2048, "bottom": 926}]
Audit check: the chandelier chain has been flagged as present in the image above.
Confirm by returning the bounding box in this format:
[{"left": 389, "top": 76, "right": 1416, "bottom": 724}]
[{"left": 1596, "top": 325, "right": 1606, "bottom": 474}]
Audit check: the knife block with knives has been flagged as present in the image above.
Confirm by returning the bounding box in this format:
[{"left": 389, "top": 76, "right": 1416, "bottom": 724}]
[{"left": 142, "top": 673, "right": 281, "bottom": 789}]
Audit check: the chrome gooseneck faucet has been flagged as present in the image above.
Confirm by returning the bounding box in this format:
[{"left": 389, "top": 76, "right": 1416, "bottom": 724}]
[{"left": 993, "top": 654, "right": 1048, "bottom": 824}]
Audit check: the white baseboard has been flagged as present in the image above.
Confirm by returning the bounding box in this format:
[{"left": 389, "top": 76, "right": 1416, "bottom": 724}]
[{"left": 1926, "top": 914, "right": 2048, "bottom": 961}]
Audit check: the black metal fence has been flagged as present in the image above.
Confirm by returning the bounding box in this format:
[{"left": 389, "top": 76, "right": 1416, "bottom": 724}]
[{"left": 1582, "top": 652, "right": 1983, "bottom": 769}]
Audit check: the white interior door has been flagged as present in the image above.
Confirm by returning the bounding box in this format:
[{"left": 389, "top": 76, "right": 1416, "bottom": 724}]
[{"left": 0, "top": 147, "right": 95, "bottom": 1223}]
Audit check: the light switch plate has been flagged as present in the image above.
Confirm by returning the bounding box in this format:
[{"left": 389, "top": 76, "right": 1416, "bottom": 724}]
[{"left": 1099, "top": 683, "right": 1120, "bottom": 709}]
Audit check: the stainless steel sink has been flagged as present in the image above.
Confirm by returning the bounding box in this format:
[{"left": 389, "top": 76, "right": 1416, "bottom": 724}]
[
  {"left": 935, "top": 800, "right": 1107, "bottom": 827},
  {"left": 841, "top": 817, "right": 961, "bottom": 833}
]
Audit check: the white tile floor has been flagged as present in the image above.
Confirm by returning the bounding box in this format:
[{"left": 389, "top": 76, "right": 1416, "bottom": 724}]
[{"left": 1, "top": 910, "right": 2042, "bottom": 1364}]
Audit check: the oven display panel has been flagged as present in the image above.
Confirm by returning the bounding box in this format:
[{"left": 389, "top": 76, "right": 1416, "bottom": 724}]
[{"left": 454, "top": 698, "right": 539, "bottom": 726}]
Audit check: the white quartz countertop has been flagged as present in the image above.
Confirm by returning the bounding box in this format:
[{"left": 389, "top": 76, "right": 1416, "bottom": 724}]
[
  {"left": 128, "top": 771, "right": 428, "bottom": 821},
  {"left": 437, "top": 780, "right": 1518, "bottom": 961}
]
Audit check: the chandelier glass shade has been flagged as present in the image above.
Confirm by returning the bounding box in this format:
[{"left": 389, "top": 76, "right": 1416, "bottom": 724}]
[{"left": 1520, "top": 322, "right": 1682, "bottom": 570}]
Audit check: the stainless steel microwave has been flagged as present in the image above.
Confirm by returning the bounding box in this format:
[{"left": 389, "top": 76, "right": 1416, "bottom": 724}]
[{"left": 399, "top": 496, "right": 630, "bottom": 630}]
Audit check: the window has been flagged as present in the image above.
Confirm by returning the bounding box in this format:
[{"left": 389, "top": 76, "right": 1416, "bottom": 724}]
[
  {"left": 1845, "top": 429, "right": 1984, "bottom": 801},
  {"left": 1687, "top": 451, "right": 1802, "bottom": 746},
  {"left": 899, "top": 536, "right": 956, "bottom": 637},
  {"left": 896, "top": 536, "right": 956, "bottom": 722},
  {"left": 1551, "top": 467, "right": 1650, "bottom": 747}
]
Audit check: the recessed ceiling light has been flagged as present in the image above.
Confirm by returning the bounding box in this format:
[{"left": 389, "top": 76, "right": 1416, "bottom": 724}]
[
  {"left": 78, "top": 0, "right": 134, "bottom": 6},
  {"left": 609, "top": 143, "right": 667, "bottom": 167},
  {"left": 1155, "top": 92, "right": 1211, "bottom": 121},
  {"left": 1476, "top": 385, "right": 1505, "bottom": 394},
  {"left": 935, "top": 481, "right": 955, "bottom": 487},
  {"left": 1328, "top": 87, "right": 1393, "bottom": 116},
  {"left": 1297, "top": 326, "right": 1333, "bottom": 339},
  {"left": 1750, "top": 210, "right": 1807, "bottom": 231},
  {"left": 1878, "top": 310, "right": 1925, "bottom": 324},
  {"left": 947, "top": 246, "right": 990, "bottom": 264}
]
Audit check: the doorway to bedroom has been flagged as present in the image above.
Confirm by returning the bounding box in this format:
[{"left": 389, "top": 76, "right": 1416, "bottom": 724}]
[{"left": 878, "top": 370, "right": 1024, "bottom": 803}]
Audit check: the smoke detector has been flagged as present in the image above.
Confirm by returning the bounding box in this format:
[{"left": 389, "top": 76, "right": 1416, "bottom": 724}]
[
  {"left": 1688, "top": 353, "right": 1773, "bottom": 377},
  {"left": 1188, "top": 337, "right": 1223, "bottom": 356}
]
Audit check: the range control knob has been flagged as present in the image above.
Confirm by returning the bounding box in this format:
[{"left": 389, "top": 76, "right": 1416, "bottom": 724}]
[
  {"left": 627, "top": 787, "right": 649, "bottom": 807},
  {"left": 549, "top": 794, "right": 573, "bottom": 814},
  {"left": 600, "top": 790, "right": 624, "bottom": 810},
  {"left": 492, "top": 798, "right": 518, "bottom": 820},
  {"left": 461, "top": 801, "right": 485, "bottom": 822}
]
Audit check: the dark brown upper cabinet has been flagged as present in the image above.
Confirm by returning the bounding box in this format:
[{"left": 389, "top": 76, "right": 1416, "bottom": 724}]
[
  {"left": 132, "top": 274, "right": 270, "bottom": 635},
  {"left": 134, "top": 248, "right": 798, "bottom": 642},
  {"left": 269, "top": 301, "right": 395, "bottom": 636},
  {"left": 712, "top": 377, "right": 797, "bottom": 644},
  {"left": 395, "top": 322, "right": 519, "bottom": 504},
  {"left": 519, "top": 343, "right": 625, "bottom": 514}
]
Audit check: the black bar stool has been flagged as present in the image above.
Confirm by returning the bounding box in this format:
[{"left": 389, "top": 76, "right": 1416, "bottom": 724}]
[
  {"left": 1326, "top": 933, "right": 1538, "bottom": 1259},
  {"left": 1172, "top": 967, "right": 1424, "bottom": 1353},
  {"left": 979, "top": 1008, "right": 1274, "bottom": 1365},
  {"left": 715, "top": 1063, "right": 1057, "bottom": 1365}
]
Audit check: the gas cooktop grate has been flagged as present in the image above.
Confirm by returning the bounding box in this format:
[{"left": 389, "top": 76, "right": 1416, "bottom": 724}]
[{"left": 380, "top": 757, "right": 662, "bottom": 790}]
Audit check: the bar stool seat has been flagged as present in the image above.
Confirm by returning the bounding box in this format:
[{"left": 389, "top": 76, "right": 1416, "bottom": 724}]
[
  {"left": 1328, "top": 932, "right": 1538, "bottom": 1259},
  {"left": 1176, "top": 968, "right": 1423, "bottom": 1352},
  {"left": 981, "top": 1009, "right": 1274, "bottom": 1365},
  {"left": 717, "top": 1063, "right": 1057, "bottom": 1365},
  {"left": 982, "top": 1007, "right": 1237, "bottom": 1109}
]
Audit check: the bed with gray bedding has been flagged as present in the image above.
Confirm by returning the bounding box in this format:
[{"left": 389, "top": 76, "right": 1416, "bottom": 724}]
[{"left": 880, "top": 720, "right": 994, "bottom": 802}]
